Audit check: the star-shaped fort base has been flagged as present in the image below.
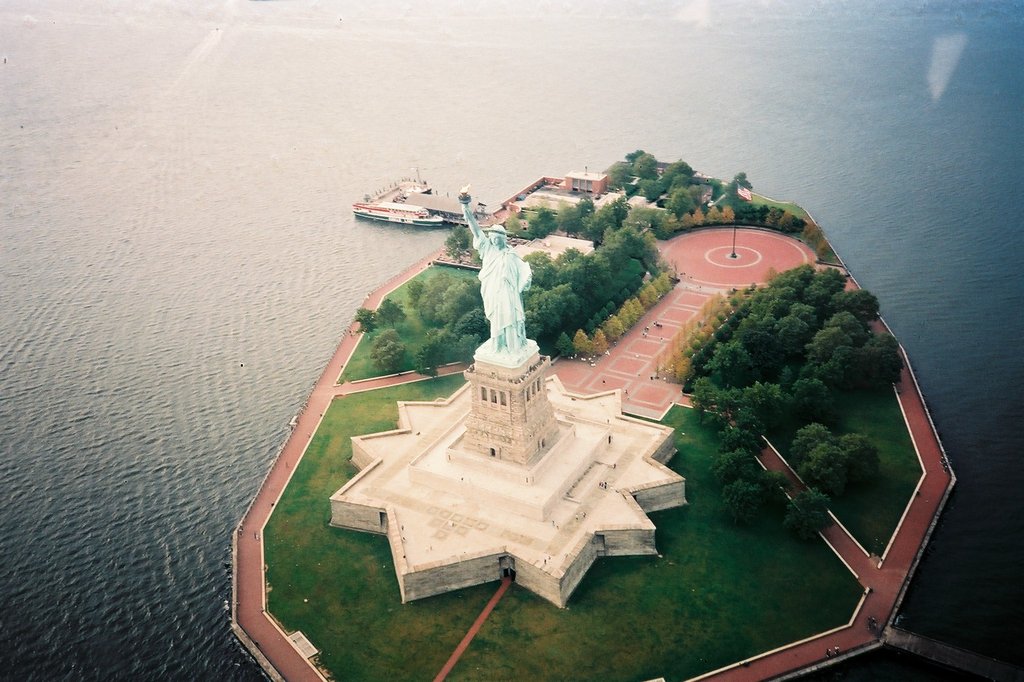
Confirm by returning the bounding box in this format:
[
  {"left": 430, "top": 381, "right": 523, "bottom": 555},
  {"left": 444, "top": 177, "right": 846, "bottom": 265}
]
[{"left": 330, "top": 371, "right": 686, "bottom": 607}]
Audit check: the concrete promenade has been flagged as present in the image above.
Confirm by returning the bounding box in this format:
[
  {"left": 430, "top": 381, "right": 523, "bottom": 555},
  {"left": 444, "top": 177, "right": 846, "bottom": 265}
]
[{"left": 233, "top": 227, "right": 968, "bottom": 681}]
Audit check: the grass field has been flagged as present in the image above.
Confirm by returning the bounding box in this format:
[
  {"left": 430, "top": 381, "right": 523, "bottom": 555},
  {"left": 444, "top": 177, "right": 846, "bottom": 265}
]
[
  {"left": 266, "top": 388, "right": 862, "bottom": 681},
  {"left": 749, "top": 192, "right": 811, "bottom": 221},
  {"left": 769, "top": 388, "right": 921, "bottom": 556},
  {"left": 264, "top": 374, "right": 475, "bottom": 679},
  {"left": 339, "top": 265, "right": 478, "bottom": 382}
]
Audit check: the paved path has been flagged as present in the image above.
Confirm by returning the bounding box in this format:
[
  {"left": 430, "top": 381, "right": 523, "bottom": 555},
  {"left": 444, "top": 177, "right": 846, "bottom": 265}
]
[{"left": 432, "top": 577, "right": 512, "bottom": 682}]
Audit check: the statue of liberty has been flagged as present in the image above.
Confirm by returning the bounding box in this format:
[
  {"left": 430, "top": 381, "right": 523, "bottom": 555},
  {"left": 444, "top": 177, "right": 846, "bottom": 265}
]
[{"left": 459, "top": 186, "right": 535, "bottom": 365}]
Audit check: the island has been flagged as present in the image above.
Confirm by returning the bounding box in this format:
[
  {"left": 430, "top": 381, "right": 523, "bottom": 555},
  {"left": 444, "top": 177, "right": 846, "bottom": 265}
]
[{"left": 232, "top": 152, "right": 971, "bottom": 682}]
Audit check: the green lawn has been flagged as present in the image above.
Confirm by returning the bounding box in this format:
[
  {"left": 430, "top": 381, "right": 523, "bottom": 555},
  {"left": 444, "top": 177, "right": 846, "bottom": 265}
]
[
  {"left": 749, "top": 192, "right": 811, "bottom": 221},
  {"left": 339, "top": 265, "right": 478, "bottom": 382},
  {"left": 267, "top": 392, "right": 862, "bottom": 681},
  {"left": 264, "top": 374, "right": 475, "bottom": 679},
  {"left": 452, "top": 406, "right": 861, "bottom": 681},
  {"left": 829, "top": 390, "right": 921, "bottom": 555},
  {"left": 769, "top": 388, "right": 921, "bottom": 556}
]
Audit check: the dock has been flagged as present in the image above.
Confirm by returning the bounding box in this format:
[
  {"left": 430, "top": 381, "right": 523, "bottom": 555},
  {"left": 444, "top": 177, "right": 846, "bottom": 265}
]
[
  {"left": 884, "top": 627, "right": 1024, "bottom": 681},
  {"left": 359, "top": 178, "right": 488, "bottom": 226}
]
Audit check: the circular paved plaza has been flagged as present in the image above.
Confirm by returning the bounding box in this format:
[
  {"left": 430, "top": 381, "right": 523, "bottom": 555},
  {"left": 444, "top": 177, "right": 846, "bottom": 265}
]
[{"left": 661, "top": 228, "right": 816, "bottom": 290}]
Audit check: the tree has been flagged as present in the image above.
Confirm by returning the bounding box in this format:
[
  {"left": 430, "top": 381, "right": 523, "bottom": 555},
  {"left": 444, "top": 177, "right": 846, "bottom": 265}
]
[
  {"left": 354, "top": 307, "right": 377, "bottom": 333},
  {"left": 713, "top": 449, "right": 759, "bottom": 485},
  {"left": 733, "top": 172, "right": 752, "bottom": 190},
  {"left": 505, "top": 212, "right": 524, "bottom": 234},
  {"left": 452, "top": 308, "right": 488, "bottom": 343},
  {"left": 660, "top": 160, "right": 694, "bottom": 191},
  {"left": 824, "top": 311, "right": 870, "bottom": 347},
  {"left": 785, "top": 489, "right": 832, "bottom": 540},
  {"left": 707, "top": 340, "right": 755, "bottom": 388},
  {"left": 722, "top": 479, "right": 763, "bottom": 524},
  {"left": 758, "top": 470, "right": 792, "bottom": 505},
  {"left": 555, "top": 331, "right": 575, "bottom": 358},
  {"left": 607, "top": 161, "right": 633, "bottom": 189},
  {"left": 440, "top": 279, "right": 480, "bottom": 325},
  {"left": 832, "top": 289, "right": 880, "bottom": 323},
  {"left": 376, "top": 298, "right": 405, "bottom": 327},
  {"left": 624, "top": 206, "right": 663, "bottom": 234},
  {"left": 602, "top": 314, "right": 626, "bottom": 342},
  {"left": 632, "top": 152, "right": 659, "bottom": 180},
  {"left": 370, "top": 328, "right": 406, "bottom": 374},
  {"left": 524, "top": 283, "right": 579, "bottom": 341},
  {"left": 789, "top": 422, "right": 833, "bottom": 468},
  {"left": 775, "top": 313, "right": 813, "bottom": 358},
  {"left": 573, "top": 329, "right": 593, "bottom": 356},
  {"left": 790, "top": 378, "right": 835, "bottom": 424},
  {"left": 445, "top": 224, "right": 471, "bottom": 258},
  {"left": 719, "top": 425, "right": 762, "bottom": 455},
  {"left": 406, "top": 279, "right": 425, "bottom": 308},
  {"left": 798, "top": 442, "right": 849, "bottom": 496},
  {"left": 691, "top": 376, "right": 718, "bottom": 423},
  {"left": 523, "top": 252, "right": 558, "bottom": 290},
  {"left": 591, "top": 329, "right": 609, "bottom": 355},
  {"left": 804, "top": 268, "right": 847, "bottom": 318},
  {"left": 854, "top": 333, "right": 903, "bottom": 388},
  {"left": 413, "top": 330, "right": 445, "bottom": 378},
  {"left": 556, "top": 202, "right": 583, "bottom": 236},
  {"left": 737, "top": 318, "right": 784, "bottom": 379},
  {"left": 805, "top": 326, "right": 853, "bottom": 366},
  {"left": 527, "top": 207, "right": 557, "bottom": 239},
  {"left": 583, "top": 196, "right": 629, "bottom": 242},
  {"left": 638, "top": 282, "right": 659, "bottom": 309},
  {"left": 639, "top": 179, "right": 662, "bottom": 202},
  {"left": 741, "top": 381, "right": 786, "bottom": 429},
  {"left": 839, "top": 433, "right": 880, "bottom": 483}
]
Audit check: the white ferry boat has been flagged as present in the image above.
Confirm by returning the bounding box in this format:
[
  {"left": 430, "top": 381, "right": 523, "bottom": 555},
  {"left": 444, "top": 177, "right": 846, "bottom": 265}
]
[{"left": 352, "top": 201, "right": 444, "bottom": 227}]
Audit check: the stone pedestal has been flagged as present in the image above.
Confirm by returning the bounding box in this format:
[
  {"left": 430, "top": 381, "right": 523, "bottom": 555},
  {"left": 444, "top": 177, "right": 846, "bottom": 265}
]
[{"left": 461, "top": 351, "right": 559, "bottom": 466}]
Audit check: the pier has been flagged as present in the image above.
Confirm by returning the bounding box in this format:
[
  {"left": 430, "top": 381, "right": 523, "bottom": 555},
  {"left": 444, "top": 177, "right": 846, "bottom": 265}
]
[{"left": 884, "top": 627, "right": 1024, "bottom": 681}]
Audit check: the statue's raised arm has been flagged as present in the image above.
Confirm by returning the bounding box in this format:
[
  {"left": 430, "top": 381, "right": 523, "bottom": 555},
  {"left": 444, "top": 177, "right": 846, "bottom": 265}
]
[{"left": 458, "top": 185, "right": 484, "bottom": 242}]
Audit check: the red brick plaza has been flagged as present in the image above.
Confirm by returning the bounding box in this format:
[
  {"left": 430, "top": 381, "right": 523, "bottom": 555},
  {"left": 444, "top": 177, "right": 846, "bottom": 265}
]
[{"left": 553, "top": 228, "right": 816, "bottom": 419}]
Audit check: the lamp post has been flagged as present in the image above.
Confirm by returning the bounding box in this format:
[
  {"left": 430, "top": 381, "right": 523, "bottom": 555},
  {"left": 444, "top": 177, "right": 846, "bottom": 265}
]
[{"left": 730, "top": 224, "right": 738, "bottom": 259}]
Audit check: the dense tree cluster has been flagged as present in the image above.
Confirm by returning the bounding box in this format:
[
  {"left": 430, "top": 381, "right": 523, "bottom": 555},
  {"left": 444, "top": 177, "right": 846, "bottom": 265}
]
[
  {"left": 685, "top": 265, "right": 895, "bottom": 393},
  {"left": 605, "top": 151, "right": 813, "bottom": 241},
  {"left": 683, "top": 265, "right": 900, "bottom": 535},
  {"left": 560, "top": 272, "right": 674, "bottom": 358},
  {"left": 521, "top": 223, "right": 660, "bottom": 346}
]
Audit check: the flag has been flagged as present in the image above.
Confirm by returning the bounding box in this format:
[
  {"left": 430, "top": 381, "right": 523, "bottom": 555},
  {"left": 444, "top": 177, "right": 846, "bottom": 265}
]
[{"left": 737, "top": 186, "right": 752, "bottom": 201}]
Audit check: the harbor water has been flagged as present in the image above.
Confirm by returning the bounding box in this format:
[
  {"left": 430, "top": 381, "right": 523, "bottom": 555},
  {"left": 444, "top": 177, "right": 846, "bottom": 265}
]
[{"left": 1, "top": 1, "right": 1022, "bottom": 679}]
